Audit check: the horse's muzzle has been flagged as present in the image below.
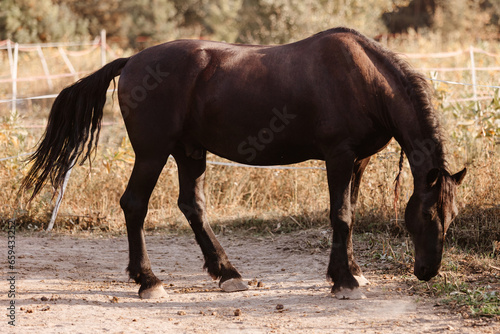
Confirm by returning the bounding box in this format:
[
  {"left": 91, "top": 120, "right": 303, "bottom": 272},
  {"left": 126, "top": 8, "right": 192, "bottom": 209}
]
[{"left": 414, "top": 264, "right": 439, "bottom": 281}]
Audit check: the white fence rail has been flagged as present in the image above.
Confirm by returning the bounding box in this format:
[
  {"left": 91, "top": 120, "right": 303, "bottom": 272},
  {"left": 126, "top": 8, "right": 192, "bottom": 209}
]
[
  {"left": 0, "top": 30, "right": 110, "bottom": 115},
  {"left": 0, "top": 38, "right": 499, "bottom": 107}
]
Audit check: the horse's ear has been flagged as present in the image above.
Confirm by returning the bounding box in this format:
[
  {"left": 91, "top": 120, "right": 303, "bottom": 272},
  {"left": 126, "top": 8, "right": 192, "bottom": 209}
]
[
  {"left": 426, "top": 168, "right": 440, "bottom": 187},
  {"left": 452, "top": 168, "right": 467, "bottom": 185}
]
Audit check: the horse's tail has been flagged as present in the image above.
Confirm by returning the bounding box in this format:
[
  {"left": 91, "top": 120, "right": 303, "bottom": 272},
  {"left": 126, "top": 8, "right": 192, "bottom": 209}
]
[{"left": 20, "top": 57, "right": 130, "bottom": 201}]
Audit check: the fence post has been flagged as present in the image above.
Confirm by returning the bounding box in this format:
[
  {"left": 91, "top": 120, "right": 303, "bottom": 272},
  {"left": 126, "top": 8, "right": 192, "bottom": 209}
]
[
  {"left": 6, "top": 40, "right": 13, "bottom": 73},
  {"left": 58, "top": 46, "right": 78, "bottom": 81},
  {"left": 100, "top": 29, "right": 106, "bottom": 66},
  {"left": 469, "top": 46, "right": 477, "bottom": 102},
  {"left": 10, "top": 42, "right": 18, "bottom": 118},
  {"left": 36, "top": 45, "right": 54, "bottom": 91}
]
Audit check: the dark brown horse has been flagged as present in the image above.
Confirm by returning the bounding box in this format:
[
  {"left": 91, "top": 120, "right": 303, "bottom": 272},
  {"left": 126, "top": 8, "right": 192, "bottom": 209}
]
[{"left": 21, "top": 27, "right": 466, "bottom": 299}]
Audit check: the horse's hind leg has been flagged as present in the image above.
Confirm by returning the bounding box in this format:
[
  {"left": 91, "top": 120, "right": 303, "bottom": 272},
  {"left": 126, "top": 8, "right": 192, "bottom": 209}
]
[
  {"left": 349, "top": 157, "right": 371, "bottom": 286},
  {"left": 120, "top": 155, "right": 169, "bottom": 299},
  {"left": 173, "top": 148, "right": 248, "bottom": 292}
]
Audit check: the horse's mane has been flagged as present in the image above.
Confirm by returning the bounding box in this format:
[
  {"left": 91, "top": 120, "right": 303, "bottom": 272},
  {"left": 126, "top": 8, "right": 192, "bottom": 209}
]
[
  {"left": 318, "top": 27, "right": 448, "bottom": 170},
  {"left": 318, "top": 27, "right": 450, "bottom": 214}
]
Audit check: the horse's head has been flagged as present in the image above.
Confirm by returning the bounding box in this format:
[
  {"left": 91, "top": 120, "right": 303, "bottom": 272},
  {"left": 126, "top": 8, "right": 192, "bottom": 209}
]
[{"left": 405, "top": 167, "right": 466, "bottom": 281}]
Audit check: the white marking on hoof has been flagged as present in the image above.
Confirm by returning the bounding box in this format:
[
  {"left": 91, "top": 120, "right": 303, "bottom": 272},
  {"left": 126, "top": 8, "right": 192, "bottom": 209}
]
[
  {"left": 334, "top": 287, "right": 366, "bottom": 300},
  {"left": 220, "top": 278, "right": 249, "bottom": 292},
  {"left": 139, "top": 284, "right": 167, "bottom": 299},
  {"left": 354, "top": 275, "right": 371, "bottom": 287}
]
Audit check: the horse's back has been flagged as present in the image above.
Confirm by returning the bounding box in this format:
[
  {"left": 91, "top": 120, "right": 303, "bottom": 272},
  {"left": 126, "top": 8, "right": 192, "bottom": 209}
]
[{"left": 117, "top": 29, "right": 398, "bottom": 164}]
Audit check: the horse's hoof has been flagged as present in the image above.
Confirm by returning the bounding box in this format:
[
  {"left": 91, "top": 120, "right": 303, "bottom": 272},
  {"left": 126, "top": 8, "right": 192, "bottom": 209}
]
[
  {"left": 139, "top": 284, "right": 167, "bottom": 299},
  {"left": 333, "top": 287, "right": 366, "bottom": 300},
  {"left": 220, "top": 278, "right": 249, "bottom": 292},
  {"left": 354, "top": 275, "right": 371, "bottom": 286}
]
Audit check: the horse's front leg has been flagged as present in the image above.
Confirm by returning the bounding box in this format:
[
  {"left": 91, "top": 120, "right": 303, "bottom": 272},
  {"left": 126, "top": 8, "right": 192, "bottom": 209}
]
[
  {"left": 174, "top": 149, "right": 248, "bottom": 292},
  {"left": 326, "top": 153, "right": 365, "bottom": 299}
]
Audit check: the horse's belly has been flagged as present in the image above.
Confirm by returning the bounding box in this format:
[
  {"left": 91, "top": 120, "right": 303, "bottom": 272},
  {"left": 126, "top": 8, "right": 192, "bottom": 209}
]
[
  {"left": 190, "top": 100, "right": 323, "bottom": 165},
  {"left": 202, "top": 134, "right": 323, "bottom": 166}
]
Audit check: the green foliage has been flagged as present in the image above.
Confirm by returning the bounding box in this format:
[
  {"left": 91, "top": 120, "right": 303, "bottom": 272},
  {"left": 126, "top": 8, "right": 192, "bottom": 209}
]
[
  {"left": 0, "top": 0, "right": 89, "bottom": 42},
  {"left": 235, "top": 0, "right": 396, "bottom": 44},
  {"left": 434, "top": 0, "right": 500, "bottom": 40},
  {"left": 56, "top": 0, "right": 178, "bottom": 48},
  {"left": 166, "top": 0, "right": 244, "bottom": 44},
  {"left": 53, "top": 0, "right": 125, "bottom": 37},
  {"left": 383, "top": 0, "right": 500, "bottom": 39},
  {"left": 121, "top": 0, "right": 177, "bottom": 47},
  {"left": 1, "top": 0, "right": 499, "bottom": 46},
  {"left": 434, "top": 282, "right": 500, "bottom": 317}
]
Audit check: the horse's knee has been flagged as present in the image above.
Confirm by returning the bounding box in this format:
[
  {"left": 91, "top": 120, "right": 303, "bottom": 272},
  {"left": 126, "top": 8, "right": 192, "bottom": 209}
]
[{"left": 120, "top": 192, "right": 134, "bottom": 213}]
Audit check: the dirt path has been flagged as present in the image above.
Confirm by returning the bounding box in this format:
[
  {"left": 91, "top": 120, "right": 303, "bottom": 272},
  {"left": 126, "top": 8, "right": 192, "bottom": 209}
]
[{"left": 2, "top": 231, "right": 498, "bottom": 333}]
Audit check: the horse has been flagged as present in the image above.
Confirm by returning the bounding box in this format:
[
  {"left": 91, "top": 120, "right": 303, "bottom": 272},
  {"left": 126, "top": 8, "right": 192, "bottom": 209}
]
[{"left": 20, "top": 27, "right": 466, "bottom": 300}]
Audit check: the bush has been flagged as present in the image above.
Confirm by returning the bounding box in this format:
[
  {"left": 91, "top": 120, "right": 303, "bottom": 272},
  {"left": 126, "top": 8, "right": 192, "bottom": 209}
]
[
  {"left": 0, "top": 0, "right": 89, "bottom": 43},
  {"left": 1, "top": 1, "right": 499, "bottom": 47}
]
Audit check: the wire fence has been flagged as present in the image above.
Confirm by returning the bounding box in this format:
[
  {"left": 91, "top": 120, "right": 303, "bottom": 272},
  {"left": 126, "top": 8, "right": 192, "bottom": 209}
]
[
  {"left": 1, "top": 35, "right": 499, "bottom": 163},
  {"left": 1, "top": 34, "right": 499, "bottom": 161},
  {"left": 0, "top": 30, "right": 111, "bottom": 114},
  {"left": 1, "top": 76, "right": 499, "bottom": 105},
  {"left": 0, "top": 38, "right": 498, "bottom": 104}
]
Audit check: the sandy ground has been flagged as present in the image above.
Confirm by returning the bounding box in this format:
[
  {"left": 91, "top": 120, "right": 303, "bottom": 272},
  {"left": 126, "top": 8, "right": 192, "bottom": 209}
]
[{"left": 2, "top": 230, "right": 498, "bottom": 334}]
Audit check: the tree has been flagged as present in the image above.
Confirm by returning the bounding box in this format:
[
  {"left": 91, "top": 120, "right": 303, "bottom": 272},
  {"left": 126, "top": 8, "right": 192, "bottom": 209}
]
[
  {"left": 0, "top": 0, "right": 88, "bottom": 42},
  {"left": 382, "top": 0, "right": 500, "bottom": 38}
]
